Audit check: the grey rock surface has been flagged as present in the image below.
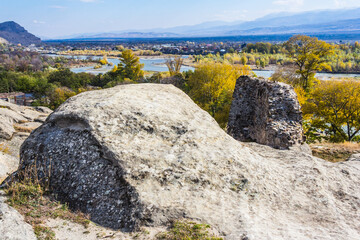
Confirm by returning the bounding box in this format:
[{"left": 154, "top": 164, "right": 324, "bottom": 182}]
[
  {"left": 0, "top": 192, "right": 37, "bottom": 240},
  {"left": 34, "top": 106, "right": 53, "bottom": 115},
  {"left": 14, "top": 84, "right": 360, "bottom": 240},
  {"left": 347, "top": 153, "right": 360, "bottom": 162},
  {"left": 228, "top": 76, "right": 304, "bottom": 149},
  {"left": 0, "top": 152, "right": 18, "bottom": 182},
  {"left": 0, "top": 99, "right": 52, "bottom": 157},
  {"left": 0, "top": 119, "right": 15, "bottom": 140}
]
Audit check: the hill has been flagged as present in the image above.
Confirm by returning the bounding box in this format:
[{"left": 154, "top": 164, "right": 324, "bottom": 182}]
[
  {"left": 0, "top": 21, "right": 41, "bottom": 45},
  {"left": 0, "top": 37, "right": 8, "bottom": 44},
  {"left": 224, "top": 18, "right": 360, "bottom": 36},
  {"left": 62, "top": 8, "right": 360, "bottom": 40},
  {"left": 207, "top": 7, "right": 360, "bottom": 35}
]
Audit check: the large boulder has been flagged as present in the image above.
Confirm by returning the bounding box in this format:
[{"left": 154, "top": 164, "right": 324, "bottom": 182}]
[
  {"left": 228, "top": 76, "right": 304, "bottom": 149},
  {"left": 10, "top": 84, "right": 360, "bottom": 239}
]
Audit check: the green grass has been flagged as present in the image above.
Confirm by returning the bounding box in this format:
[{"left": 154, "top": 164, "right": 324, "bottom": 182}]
[
  {"left": 157, "top": 220, "right": 223, "bottom": 240},
  {"left": 34, "top": 225, "right": 56, "bottom": 240}
]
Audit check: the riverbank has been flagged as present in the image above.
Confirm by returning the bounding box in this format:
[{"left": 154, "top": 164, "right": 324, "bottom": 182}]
[{"left": 46, "top": 53, "right": 360, "bottom": 79}]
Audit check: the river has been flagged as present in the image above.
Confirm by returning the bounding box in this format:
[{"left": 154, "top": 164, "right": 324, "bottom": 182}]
[
  {"left": 252, "top": 70, "right": 360, "bottom": 80},
  {"left": 45, "top": 54, "right": 360, "bottom": 80},
  {"left": 46, "top": 54, "right": 194, "bottom": 74}
]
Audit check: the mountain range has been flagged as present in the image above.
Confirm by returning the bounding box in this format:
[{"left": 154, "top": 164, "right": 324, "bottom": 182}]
[
  {"left": 59, "top": 7, "right": 360, "bottom": 40},
  {"left": 0, "top": 21, "right": 41, "bottom": 45},
  {"left": 1, "top": 7, "right": 360, "bottom": 43}
]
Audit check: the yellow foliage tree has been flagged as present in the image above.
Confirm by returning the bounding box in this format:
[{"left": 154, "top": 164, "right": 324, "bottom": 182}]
[
  {"left": 285, "top": 35, "right": 334, "bottom": 92},
  {"left": 303, "top": 79, "right": 360, "bottom": 142},
  {"left": 188, "top": 62, "right": 251, "bottom": 127},
  {"left": 48, "top": 87, "right": 76, "bottom": 110},
  {"left": 99, "top": 55, "right": 108, "bottom": 65},
  {"left": 116, "top": 49, "right": 144, "bottom": 81}
]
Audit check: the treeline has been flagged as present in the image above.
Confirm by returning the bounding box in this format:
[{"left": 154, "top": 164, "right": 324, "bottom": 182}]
[
  {"left": 243, "top": 42, "right": 283, "bottom": 54},
  {"left": 0, "top": 66, "right": 97, "bottom": 109},
  {"left": 196, "top": 40, "right": 360, "bottom": 73},
  {"left": 0, "top": 49, "right": 156, "bottom": 110},
  {"left": 58, "top": 48, "right": 162, "bottom": 57},
  {"left": 195, "top": 52, "right": 293, "bottom": 68},
  {"left": 0, "top": 48, "right": 95, "bottom": 72},
  {"left": 0, "top": 50, "right": 54, "bottom": 72}
]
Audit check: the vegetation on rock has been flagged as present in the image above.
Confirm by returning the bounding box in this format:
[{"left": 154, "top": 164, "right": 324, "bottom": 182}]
[
  {"left": 4, "top": 165, "right": 90, "bottom": 240},
  {"left": 156, "top": 221, "right": 223, "bottom": 240}
]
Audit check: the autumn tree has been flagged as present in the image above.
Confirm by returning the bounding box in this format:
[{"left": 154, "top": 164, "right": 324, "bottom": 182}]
[
  {"left": 166, "top": 56, "right": 183, "bottom": 76},
  {"left": 285, "top": 35, "right": 334, "bottom": 92},
  {"left": 240, "top": 55, "right": 248, "bottom": 65},
  {"left": 115, "top": 49, "right": 144, "bottom": 81},
  {"left": 42, "top": 86, "right": 76, "bottom": 110},
  {"left": 271, "top": 65, "right": 301, "bottom": 87},
  {"left": 303, "top": 80, "right": 360, "bottom": 142},
  {"left": 99, "top": 55, "right": 108, "bottom": 65},
  {"left": 188, "top": 62, "right": 251, "bottom": 127},
  {"left": 355, "top": 41, "right": 360, "bottom": 49}
]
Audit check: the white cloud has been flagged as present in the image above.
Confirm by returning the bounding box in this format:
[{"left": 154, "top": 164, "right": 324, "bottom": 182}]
[
  {"left": 273, "top": 0, "right": 304, "bottom": 6},
  {"left": 33, "top": 20, "right": 46, "bottom": 24},
  {"left": 333, "top": 0, "right": 360, "bottom": 8}
]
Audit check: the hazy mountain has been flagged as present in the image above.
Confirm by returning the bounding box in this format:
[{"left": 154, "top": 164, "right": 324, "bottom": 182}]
[
  {"left": 0, "top": 21, "right": 41, "bottom": 45},
  {"left": 225, "top": 18, "right": 360, "bottom": 36},
  {"left": 148, "top": 20, "right": 245, "bottom": 34},
  {"left": 246, "top": 8, "right": 360, "bottom": 28},
  {"left": 83, "top": 32, "right": 180, "bottom": 39},
  {"left": 56, "top": 20, "right": 242, "bottom": 40},
  {"left": 60, "top": 7, "right": 360, "bottom": 40},
  {"left": 193, "top": 7, "right": 360, "bottom": 36}
]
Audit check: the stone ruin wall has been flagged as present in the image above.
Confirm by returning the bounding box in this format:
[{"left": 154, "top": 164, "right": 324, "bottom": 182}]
[{"left": 228, "top": 76, "right": 304, "bottom": 149}]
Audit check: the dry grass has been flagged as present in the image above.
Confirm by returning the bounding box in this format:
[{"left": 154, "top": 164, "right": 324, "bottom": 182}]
[
  {"left": 0, "top": 142, "right": 10, "bottom": 154},
  {"left": 310, "top": 142, "right": 360, "bottom": 162},
  {"left": 13, "top": 124, "right": 36, "bottom": 133},
  {"left": 17, "top": 120, "right": 29, "bottom": 124},
  {"left": 3, "top": 164, "right": 90, "bottom": 240}
]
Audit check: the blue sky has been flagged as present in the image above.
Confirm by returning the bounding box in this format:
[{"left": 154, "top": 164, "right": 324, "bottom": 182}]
[{"left": 1, "top": 0, "right": 360, "bottom": 38}]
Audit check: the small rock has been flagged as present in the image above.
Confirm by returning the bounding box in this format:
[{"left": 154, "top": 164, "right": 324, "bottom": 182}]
[{"left": 347, "top": 153, "right": 360, "bottom": 162}]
